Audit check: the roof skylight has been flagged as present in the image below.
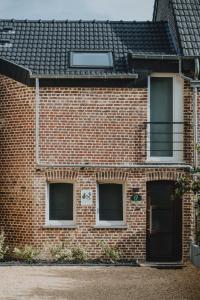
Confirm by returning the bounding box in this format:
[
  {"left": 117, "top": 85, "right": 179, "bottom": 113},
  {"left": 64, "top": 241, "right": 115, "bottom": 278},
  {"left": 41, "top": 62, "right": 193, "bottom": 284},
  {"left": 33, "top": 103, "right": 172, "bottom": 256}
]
[{"left": 70, "top": 51, "right": 113, "bottom": 68}]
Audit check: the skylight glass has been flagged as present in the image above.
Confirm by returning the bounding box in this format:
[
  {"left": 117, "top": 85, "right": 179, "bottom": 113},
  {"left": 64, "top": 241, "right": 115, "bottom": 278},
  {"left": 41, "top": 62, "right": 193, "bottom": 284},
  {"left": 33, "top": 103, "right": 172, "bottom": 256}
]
[{"left": 70, "top": 51, "right": 113, "bottom": 68}]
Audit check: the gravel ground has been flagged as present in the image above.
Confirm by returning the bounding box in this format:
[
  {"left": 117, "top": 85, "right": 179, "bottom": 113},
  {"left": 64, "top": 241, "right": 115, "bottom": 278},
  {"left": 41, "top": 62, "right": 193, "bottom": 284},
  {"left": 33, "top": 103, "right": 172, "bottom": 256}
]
[{"left": 0, "top": 264, "right": 200, "bottom": 300}]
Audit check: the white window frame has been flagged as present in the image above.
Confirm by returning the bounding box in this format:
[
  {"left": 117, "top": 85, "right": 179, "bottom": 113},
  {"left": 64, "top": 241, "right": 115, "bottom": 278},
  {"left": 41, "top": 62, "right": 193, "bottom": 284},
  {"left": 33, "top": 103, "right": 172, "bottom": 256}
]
[
  {"left": 96, "top": 182, "right": 126, "bottom": 227},
  {"left": 45, "top": 180, "right": 76, "bottom": 227},
  {"left": 147, "top": 73, "right": 184, "bottom": 163}
]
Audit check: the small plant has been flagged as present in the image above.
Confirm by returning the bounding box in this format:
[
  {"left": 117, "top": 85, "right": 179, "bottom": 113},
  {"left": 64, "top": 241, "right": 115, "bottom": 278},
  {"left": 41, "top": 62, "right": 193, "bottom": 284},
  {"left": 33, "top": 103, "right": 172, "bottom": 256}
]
[
  {"left": 50, "top": 243, "right": 72, "bottom": 262},
  {"left": 13, "top": 245, "right": 40, "bottom": 262},
  {"left": 196, "top": 143, "right": 200, "bottom": 154},
  {"left": 175, "top": 176, "right": 191, "bottom": 198},
  {"left": 192, "top": 180, "right": 200, "bottom": 195},
  {"left": 71, "top": 246, "right": 88, "bottom": 262},
  {"left": 99, "top": 241, "right": 120, "bottom": 262},
  {"left": 0, "top": 231, "right": 9, "bottom": 261}
]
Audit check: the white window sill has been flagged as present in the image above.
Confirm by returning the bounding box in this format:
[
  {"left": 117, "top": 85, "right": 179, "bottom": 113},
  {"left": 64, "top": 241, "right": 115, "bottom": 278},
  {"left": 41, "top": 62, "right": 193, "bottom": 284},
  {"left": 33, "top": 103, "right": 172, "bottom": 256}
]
[
  {"left": 94, "top": 224, "right": 128, "bottom": 229},
  {"left": 145, "top": 159, "right": 185, "bottom": 165},
  {"left": 43, "top": 225, "right": 78, "bottom": 229}
]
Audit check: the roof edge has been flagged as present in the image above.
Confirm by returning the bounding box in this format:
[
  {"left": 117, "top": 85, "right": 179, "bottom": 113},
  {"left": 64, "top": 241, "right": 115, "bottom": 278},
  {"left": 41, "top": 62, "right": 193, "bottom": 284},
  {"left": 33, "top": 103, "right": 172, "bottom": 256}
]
[
  {"left": 153, "top": 0, "right": 159, "bottom": 21},
  {"left": 0, "top": 57, "right": 32, "bottom": 75},
  {"left": 0, "top": 18, "right": 165, "bottom": 24}
]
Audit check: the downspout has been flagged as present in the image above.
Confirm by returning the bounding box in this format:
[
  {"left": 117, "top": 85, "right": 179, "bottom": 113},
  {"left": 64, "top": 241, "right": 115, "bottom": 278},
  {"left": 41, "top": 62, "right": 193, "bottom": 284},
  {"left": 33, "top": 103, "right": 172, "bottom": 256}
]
[
  {"left": 179, "top": 58, "right": 200, "bottom": 169},
  {"left": 35, "top": 78, "right": 40, "bottom": 165},
  {"left": 179, "top": 58, "right": 200, "bottom": 245},
  {"left": 193, "top": 58, "right": 200, "bottom": 169}
]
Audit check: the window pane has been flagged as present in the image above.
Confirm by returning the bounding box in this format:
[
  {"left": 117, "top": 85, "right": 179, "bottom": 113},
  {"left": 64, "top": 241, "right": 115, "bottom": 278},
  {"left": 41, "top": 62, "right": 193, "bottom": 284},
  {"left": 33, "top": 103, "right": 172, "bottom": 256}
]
[
  {"left": 99, "top": 184, "right": 123, "bottom": 221},
  {"left": 150, "top": 77, "right": 173, "bottom": 157},
  {"left": 71, "top": 52, "right": 113, "bottom": 67},
  {"left": 49, "top": 183, "right": 73, "bottom": 221}
]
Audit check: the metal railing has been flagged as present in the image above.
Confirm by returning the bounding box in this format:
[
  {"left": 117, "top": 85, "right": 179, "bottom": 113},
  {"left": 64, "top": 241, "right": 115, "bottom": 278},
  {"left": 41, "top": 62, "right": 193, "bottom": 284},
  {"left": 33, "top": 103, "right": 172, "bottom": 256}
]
[{"left": 144, "top": 122, "right": 185, "bottom": 158}]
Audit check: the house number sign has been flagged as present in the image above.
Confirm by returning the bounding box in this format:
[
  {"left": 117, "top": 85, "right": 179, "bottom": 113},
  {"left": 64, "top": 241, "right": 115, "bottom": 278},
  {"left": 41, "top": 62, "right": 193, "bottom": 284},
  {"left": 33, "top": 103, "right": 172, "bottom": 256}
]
[
  {"left": 131, "top": 194, "right": 142, "bottom": 202},
  {"left": 81, "top": 189, "right": 93, "bottom": 206}
]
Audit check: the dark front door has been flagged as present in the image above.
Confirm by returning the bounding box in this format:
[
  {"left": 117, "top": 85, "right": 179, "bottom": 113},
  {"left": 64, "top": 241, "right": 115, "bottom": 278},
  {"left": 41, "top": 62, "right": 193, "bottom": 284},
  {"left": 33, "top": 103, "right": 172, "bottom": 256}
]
[{"left": 146, "top": 181, "right": 182, "bottom": 262}]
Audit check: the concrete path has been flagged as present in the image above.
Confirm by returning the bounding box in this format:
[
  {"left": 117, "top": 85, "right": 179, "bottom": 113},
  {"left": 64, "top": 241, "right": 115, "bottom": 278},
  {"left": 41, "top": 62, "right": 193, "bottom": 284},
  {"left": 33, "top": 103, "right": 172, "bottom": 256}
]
[{"left": 0, "top": 264, "right": 200, "bottom": 299}]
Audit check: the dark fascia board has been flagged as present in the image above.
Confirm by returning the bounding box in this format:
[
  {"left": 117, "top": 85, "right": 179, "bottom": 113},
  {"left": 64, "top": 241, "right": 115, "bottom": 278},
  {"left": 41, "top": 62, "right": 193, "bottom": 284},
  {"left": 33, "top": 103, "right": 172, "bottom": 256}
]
[
  {"left": 153, "top": 0, "right": 159, "bottom": 21},
  {"left": 133, "top": 59, "right": 180, "bottom": 74},
  {"left": 0, "top": 57, "right": 34, "bottom": 85},
  {"left": 35, "top": 77, "right": 146, "bottom": 88}
]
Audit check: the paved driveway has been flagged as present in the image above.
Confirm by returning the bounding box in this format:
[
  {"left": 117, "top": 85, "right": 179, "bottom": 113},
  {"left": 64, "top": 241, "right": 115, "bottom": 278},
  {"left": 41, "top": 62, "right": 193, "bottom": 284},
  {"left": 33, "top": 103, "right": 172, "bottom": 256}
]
[{"left": 0, "top": 264, "right": 200, "bottom": 300}]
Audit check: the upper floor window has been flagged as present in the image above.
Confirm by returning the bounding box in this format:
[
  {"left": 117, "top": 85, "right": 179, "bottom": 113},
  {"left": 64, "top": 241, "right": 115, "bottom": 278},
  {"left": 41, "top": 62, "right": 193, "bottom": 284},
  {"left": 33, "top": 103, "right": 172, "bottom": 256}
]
[
  {"left": 70, "top": 51, "right": 113, "bottom": 68},
  {"left": 147, "top": 74, "right": 184, "bottom": 163}
]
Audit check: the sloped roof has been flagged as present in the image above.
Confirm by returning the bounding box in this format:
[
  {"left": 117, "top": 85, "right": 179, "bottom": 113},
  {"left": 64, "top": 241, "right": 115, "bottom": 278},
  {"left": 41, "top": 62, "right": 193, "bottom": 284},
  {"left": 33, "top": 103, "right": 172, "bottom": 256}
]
[
  {"left": 153, "top": 0, "right": 200, "bottom": 57},
  {"left": 0, "top": 20, "right": 176, "bottom": 78},
  {"left": 172, "top": 0, "right": 200, "bottom": 56}
]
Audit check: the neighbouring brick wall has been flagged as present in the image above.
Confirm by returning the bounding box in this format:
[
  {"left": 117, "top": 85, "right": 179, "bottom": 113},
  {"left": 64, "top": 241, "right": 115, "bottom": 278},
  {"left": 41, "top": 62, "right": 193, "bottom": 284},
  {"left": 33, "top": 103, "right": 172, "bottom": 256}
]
[
  {"left": 197, "top": 87, "right": 200, "bottom": 166},
  {"left": 0, "top": 75, "right": 35, "bottom": 246},
  {"left": 184, "top": 81, "right": 194, "bottom": 165},
  {"left": 0, "top": 74, "right": 195, "bottom": 261}
]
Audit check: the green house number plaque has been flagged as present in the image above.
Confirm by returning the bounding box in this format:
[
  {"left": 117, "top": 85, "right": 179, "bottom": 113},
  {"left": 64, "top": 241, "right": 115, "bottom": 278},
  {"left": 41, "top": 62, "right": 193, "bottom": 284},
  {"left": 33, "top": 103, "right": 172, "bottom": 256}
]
[{"left": 131, "top": 194, "right": 142, "bottom": 202}]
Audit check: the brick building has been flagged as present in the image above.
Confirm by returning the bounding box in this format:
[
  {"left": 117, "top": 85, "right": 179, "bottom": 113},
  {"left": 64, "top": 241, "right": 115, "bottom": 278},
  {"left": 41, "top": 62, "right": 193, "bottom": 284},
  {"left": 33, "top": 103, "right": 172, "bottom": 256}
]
[{"left": 0, "top": 0, "right": 200, "bottom": 262}]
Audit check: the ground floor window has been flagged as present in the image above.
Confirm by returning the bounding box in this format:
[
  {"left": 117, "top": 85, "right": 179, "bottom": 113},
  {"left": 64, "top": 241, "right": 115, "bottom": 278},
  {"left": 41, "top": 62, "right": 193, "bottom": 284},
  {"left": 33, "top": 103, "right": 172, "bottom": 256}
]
[
  {"left": 97, "top": 183, "right": 125, "bottom": 226},
  {"left": 46, "top": 182, "right": 75, "bottom": 226}
]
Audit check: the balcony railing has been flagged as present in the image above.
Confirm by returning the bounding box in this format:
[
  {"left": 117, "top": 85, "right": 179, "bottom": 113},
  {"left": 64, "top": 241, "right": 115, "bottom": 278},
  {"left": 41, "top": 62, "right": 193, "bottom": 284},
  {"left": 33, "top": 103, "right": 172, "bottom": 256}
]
[{"left": 144, "top": 122, "right": 184, "bottom": 159}]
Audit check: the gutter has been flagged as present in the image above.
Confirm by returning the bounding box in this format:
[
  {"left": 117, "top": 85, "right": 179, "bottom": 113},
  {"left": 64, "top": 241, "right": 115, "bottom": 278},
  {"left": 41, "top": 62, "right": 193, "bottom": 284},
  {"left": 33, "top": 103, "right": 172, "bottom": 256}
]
[
  {"left": 32, "top": 73, "right": 138, "bottom": 80},
  {"left": 130, "top": 54, "right": 179, "bottom": 60},
  {"left": 179, "top": 58, "right": 200, "bottom": 169},
  {"left": 129, "top": 53, "right": 200, "bottom": 61}
]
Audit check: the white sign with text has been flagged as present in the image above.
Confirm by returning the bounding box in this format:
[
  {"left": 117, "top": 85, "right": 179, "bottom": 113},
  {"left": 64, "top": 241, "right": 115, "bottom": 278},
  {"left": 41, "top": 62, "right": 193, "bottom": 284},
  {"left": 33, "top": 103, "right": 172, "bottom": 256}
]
[{"left": 81, "top": 189, "right": 93, "bottom": 206}]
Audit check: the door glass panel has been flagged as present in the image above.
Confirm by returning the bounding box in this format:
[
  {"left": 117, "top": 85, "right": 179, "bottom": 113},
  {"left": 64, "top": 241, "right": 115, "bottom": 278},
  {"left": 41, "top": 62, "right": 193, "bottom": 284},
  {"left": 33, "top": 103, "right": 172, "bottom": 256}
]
[
  {"left": 149, "top": 181, "right": 174, "bottom": 207},
  {"left": 151, "top": 208, "right": 173, "bottom": 232},
  {"left": 150, "top": 77, "right": 173, "bottom": 157}
]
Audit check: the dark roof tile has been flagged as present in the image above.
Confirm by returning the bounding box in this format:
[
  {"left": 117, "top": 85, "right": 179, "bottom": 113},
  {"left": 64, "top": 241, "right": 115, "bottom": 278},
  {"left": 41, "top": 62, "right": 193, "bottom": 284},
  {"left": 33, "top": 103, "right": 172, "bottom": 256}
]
[
  {"left": 172, "top": 0, "right": 200, "bottom": 56},
  {"left": 0, "top": 19, "right": 176, "bottom": 77}
]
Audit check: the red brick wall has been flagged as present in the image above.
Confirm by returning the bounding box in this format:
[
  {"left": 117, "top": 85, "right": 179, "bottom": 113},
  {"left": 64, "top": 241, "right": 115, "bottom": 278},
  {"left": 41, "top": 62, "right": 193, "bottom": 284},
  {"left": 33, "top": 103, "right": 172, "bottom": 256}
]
[
  {"left": 39, "top": 88, "right": 147, "bottom": 164},
  {"left": 0, "top": 75, "right": 35, "bottom": 245},
  {"left": 0, "top": 74, "right": 195, "bottom": 261}
]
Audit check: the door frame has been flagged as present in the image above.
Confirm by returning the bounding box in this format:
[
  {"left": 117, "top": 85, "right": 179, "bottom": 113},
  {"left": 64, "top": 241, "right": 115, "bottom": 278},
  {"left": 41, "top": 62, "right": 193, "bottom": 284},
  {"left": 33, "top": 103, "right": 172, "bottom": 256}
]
[{"left": 146, "top": 180, "right": 183, "bottom": 262}]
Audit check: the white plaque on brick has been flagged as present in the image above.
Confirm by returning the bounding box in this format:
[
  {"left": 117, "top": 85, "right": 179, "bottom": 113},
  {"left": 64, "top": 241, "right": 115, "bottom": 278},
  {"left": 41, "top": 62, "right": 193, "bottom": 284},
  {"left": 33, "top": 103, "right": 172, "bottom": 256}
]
[{"left": 81, "top": 189, "right": 93, "bottom": 206}]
